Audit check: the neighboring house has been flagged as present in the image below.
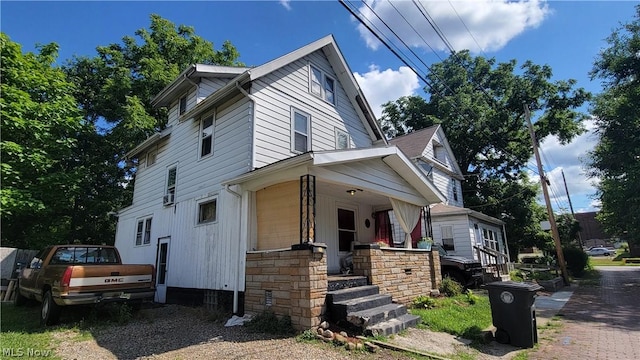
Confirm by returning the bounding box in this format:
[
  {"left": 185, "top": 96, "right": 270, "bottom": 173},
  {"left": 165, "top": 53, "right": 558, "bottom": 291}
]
[
  {"left": 574, "top": 212, "right": 614, "bottom": 248},
  {"left": 389, "top": 126, "right": 511, "bottom": 267},
  {"left": 114, "top": 35, "right": 445, "bottom": 330}
]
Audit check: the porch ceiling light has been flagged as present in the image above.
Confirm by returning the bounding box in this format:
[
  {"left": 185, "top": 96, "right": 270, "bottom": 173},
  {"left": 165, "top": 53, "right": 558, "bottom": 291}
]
[{"left": 346, "top": 189, "right": 363, "bottom": 196}]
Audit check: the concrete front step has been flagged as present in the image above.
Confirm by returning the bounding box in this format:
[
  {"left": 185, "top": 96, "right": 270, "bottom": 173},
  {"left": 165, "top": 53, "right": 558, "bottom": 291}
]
[
  {"left": 346, "top": 303, "right": 408, "bottom": 329},
  {"left": 330, "top": 294, "right": 393, "bottom": 321},
  {"left": 364, "top": 313, "right": 422, "bottom": 337},
  {"left": 326, "top": 285, "right": 380, "bottom": 303},
  {"left": 327, "top": 275, "right": 368, "bottom": 292}
]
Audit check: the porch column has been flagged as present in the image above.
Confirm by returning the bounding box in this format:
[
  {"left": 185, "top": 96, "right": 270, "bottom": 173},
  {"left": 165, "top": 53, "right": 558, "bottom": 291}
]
[{"left": 300, "top": 174, "right": 316, "bottom": 244}]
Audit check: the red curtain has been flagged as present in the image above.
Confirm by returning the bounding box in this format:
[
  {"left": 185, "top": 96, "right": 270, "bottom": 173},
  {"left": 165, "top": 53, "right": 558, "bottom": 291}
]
[
  {"left": 374, "top": 211, "right": 393, "bottom": 247},
  {"left": 411, "top": 215, "right": 422, "bottom": 248}
]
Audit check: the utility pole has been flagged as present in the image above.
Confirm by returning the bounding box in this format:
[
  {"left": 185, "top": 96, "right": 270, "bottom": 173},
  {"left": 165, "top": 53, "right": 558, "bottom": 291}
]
[
  {"left": 525, "top": 105, "right": 571, "bottom": 285},
  {"left": 562, "top": 169, "right": 584, "bottom": 248}
]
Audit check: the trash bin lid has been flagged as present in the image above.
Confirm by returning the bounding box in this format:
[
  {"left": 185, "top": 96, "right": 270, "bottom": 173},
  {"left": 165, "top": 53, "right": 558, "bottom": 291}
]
[{"left": 484, "top": 281, "right": 543, "bottom": 292}]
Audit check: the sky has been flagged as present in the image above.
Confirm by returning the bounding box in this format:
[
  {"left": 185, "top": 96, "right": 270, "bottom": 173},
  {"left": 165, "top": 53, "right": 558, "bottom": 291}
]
[{"left": 2, "top": 0, "right": 637, "bottom": 214}]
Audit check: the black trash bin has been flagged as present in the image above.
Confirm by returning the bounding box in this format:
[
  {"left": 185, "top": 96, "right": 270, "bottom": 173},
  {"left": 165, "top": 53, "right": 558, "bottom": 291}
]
[{"left": 484, "top": 281, "right": 543, "bottom": 348}]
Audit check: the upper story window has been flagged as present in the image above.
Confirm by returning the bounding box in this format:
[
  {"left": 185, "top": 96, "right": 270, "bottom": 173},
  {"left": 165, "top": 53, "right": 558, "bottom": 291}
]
[
  {"left": 164, "top": 166, "right": 177, "bottom": 205},
  {"left": 419, "top": 162, "right": 434, "bottom": 180},
  {"left": 335, "top": 128, "right": 350, "bottom": 150},
  {"left": 200, "top": 115, "right": 214, "bottom": 158},
  {"left": 433, "top": 142, "right": 446, "bottom": 164},
  {"left": 291, "top": 108, "right": 311, "bottom": 153},
  {"left": 309, "top": 65, "right": 336, "bottom": 105},
  {"left": 179, "top": 95, "right": 187, "bottom": 115},
  {"left": 147, "top": 147, "right": 157, "bottom": 167},
  {"left": 452, "top": 179, "right": 459, "bottom": 202},
  {"left": 135, "top": 217, "right": 152, "bottom": 246}
]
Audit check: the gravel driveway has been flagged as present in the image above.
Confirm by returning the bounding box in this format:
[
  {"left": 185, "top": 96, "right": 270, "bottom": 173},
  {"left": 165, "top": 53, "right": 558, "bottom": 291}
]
[{"left": 53, "top": 305, "right": 417, "bottom": 360}]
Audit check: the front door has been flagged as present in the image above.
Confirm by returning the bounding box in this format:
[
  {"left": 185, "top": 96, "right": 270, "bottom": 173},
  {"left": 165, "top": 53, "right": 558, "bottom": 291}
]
[
  {"left": 337, "top": 207, "right": 356, "bottom": 272},
  {"left": 155, "top": 237, "right": 170, "bottom": 303}
]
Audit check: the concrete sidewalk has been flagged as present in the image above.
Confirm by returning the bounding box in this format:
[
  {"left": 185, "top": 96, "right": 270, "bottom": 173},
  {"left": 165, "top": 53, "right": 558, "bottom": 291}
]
[{"left": 534, "top": 285, "right": 575, "bottom": 326}]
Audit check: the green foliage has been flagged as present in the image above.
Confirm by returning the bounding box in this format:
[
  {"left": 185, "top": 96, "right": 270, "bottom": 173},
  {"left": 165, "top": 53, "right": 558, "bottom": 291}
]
[
  {"left": 296, "top": 328, "right": 318, "bottom": 342},
  {"left": 412, "top": 294, "right": 492, "bottom": 342},
  {"left": 464, "top": 289, "right": 479, "bottom": 305},
  {"left": 562, "top": 247, "right": 589, "bottom": 277},
  {"left": 244, "top": 310, "right": 296, "bottom": 335},
  {"left": 381, "top": 50, "right": 590, "bottom": 254},
  {"left": 510, "top": 270, "right": 525, "bottom": 282},
  {"left": 440, "top": 276, "right": 463, "bottom": 297},
  {"left": 412, "top": 295, "right": 437, "bottom": 309},
  {"left": 104, "top": 303, "right": 134, "bottom": 325},
  {"left": 588, "top": 5, "right": 640, "bottom": 254}
]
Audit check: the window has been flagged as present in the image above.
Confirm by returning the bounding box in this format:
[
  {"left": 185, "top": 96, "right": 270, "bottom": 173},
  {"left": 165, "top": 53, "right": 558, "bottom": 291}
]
[
  {"left": 147, "top": 148, "right": 157, "bottom": 167},
  {"left": 198, "top": 199, "right": 217, "bottom": 224},
  {"left": 309, "top": 65, "right": 336, "bottom": 105},
  {"left": 441, "top": 225, "right": 455, "bottom": 251},
  {"left": 50, "top": 247, "right": 119, "bottom": 264},
  {"left": 291, "top": 108, "right": 311, "bottom": 153},
  {"left": 482, "top": 228, "right": 498, "bottom": 251},
  {"left": 179, "top": 95, "right": 187, "bottom": 115},
  {"left": 452, "top": 179, "right": 458, "bottom": 202},
  {"left": 135, "top": 217, "right": 152, "bottom": 246},
  {"left": 419, "top": 162, "right": 434, "bottom": 180},
  {"left": 166, "top": 167, "right": 177, "bottom": 196},
  {"left": 433, "top": 142, "right": 446, "bottom": 164},
  {"left": 335, "top": 128, "right": 350, "bottom": 150},
  {"left": 200, "top": 115, "right": 214, "bottom": 158},
  {"left": 338, "top": 208, "right": 356, "bottom": 252}
]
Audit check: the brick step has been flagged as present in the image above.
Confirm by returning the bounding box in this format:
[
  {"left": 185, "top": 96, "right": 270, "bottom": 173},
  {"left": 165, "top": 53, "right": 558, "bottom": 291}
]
[
  {"left": 327, "top": 276, "right": 368, "bottom": 291},
  {"left": 364, "top": 313, "right": 422, "bottom": 337},
  {"left": 329, "top": 294, "right": 392, "bottom": 322},
  {"left": 346, "top": 303, "right": 408, "bottom": 329},
  {"left": 326, "top": 285, "right": 380, "bottom": 304}
]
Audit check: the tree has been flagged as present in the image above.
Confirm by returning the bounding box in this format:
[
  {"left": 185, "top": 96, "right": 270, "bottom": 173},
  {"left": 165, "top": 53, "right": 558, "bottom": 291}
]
[
  {"left": 1, "top": 33, "right": 85, "bottom": 248},
  {"left": 380, "top": 52, "right": 590, "bottom": 252},
  {"left": 59, "top": 14, "right": 243, "bottom": 246},
  {"left": 588, "top": 5, "right": 640, "bottom": 255}
]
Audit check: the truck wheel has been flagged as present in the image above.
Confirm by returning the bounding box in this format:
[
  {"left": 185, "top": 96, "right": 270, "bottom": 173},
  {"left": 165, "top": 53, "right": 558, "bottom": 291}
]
[
  {"left": 41, "top": 291, "right": 61, "bottom": 326},
  {"left": 495, "top": 328, "right": 510, "bottom": 344},
  {"left": 13, "top": 282, "right": 27, "bottom": 306}
]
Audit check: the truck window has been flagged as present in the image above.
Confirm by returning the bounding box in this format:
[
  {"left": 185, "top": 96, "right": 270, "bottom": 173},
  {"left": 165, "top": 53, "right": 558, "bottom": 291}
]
[
  {"left": 29, "top": 247, "right": 50, "bottom": 269},
  {"left": 50, "top": 247, "right": 119, "bottom": 265}
]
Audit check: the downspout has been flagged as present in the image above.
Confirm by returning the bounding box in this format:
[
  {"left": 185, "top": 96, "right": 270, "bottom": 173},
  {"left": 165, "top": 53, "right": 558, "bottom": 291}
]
[{"left": 225, "top": 184, "right": 243, "bottom": 315}]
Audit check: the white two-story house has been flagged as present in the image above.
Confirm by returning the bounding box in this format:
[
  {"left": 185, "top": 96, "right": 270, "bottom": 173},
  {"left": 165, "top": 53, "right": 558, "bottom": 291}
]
[
  {"left": 114, "top": 35, "right": 446, "bottom": 320},
  {"left": 390, "top": 126, "right": 511, "bottom": 269}
]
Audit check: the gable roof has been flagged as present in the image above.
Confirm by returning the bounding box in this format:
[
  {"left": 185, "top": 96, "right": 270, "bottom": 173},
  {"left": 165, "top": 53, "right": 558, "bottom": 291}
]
[
  {"left": 390, "top": 124, "right": 464, "bottom": 178},
  {"left": 151, "top": 35, "right": 385, "bottom": 142}
]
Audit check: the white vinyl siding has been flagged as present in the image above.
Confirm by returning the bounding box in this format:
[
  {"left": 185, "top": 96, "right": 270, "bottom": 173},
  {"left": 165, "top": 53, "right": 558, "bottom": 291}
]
[{"left": 251, "top": 50, "right": 373, "bottom": 168}]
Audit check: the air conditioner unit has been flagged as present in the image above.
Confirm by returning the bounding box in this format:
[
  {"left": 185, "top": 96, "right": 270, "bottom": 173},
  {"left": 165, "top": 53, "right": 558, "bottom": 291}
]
[{"left": 163, "top": 193, "right": 175, "bottom": 206}]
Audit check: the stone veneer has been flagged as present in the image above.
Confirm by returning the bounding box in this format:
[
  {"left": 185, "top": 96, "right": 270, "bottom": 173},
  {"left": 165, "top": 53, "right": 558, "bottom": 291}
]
[
  {"left": 244, "top": 243, "right": 327, "bottom": 330},
  {"left": 352, "top": 245, "right": 442, "bottom": 304}
]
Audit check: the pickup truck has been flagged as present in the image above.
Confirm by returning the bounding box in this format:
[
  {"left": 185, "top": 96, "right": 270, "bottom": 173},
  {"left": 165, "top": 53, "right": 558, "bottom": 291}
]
[{"left": 14, "top": 245, "right": 155, "bottom": 325}]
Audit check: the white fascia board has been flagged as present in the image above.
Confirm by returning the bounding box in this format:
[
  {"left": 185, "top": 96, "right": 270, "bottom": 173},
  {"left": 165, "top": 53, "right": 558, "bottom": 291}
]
[
  {"left": 382, "top": 148, "right": 446, "bottom": 204},
  {"left": 179, "top": 72, "right": 251, "bottom": 121},
  {"left": 151, "top": 65, "right": 197, "bottom": 108},
  {"left": 125, "top": 126, "right": 173, "bottom": 159},
  {"left": 312, "top": 147, "right": 397, "bottom": 166},
  {"left": 222, "top": 153, "right": 314, "bottom": 188},
  {"left": 434, "top": 126, "right": 465, "bottom": 176}
]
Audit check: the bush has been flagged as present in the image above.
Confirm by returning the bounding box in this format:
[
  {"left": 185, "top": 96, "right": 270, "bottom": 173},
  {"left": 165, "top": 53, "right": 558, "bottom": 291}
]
[
  {"left": 412, "top": 295, "right": 437, "bottom": 309},
  {"left": 244, "top": 310, "right": 296, "bottom": 335},
  {"left": 563, "top": 247, "right": 589, "bottom": 277},
  {"left": 509, "top": 270, "right": 524, "bottom": 282},
  {"left": 439, "top": 276, "right": 463, "bottom": 297},
  {"left": 464, "top": 289, "right": 479, "bottom": 305}
]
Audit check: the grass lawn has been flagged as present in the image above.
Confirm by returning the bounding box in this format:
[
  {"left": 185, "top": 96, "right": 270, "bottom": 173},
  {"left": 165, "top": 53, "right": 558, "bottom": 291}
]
[
  {"left": 410, "top": 292, "right": 492, "bottom": 343},
  {"left": 589, "top": 249, "right": 640, "bottom": 267}
]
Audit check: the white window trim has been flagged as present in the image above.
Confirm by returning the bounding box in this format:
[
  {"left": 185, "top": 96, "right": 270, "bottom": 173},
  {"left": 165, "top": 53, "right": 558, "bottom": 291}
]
[
  {"left": 291, "top": 107, "right": 311, "bottom": 154},
  {"left": 179, "top": 94, "right": 187, "bottom": 115},
  {"left": 146, "top": 146, "right": 158, "bottom": 168},
  {"left": 309, "top": 64, "right": 336, "bottom": 105},
  {"left": 135, "top": 216, "right": 153, "bottom": 247},
  {"left": 334, "top": 128, "right": 351, "bottom": 150},
  {"left": 196, "top": 196, "right": 218, "bottom": 225},
  {"left": 199, "top": 112, "right": 215, "bottom": 159},
  {"left": 165, "top": 164, "right": 178, "bottom": 205}
]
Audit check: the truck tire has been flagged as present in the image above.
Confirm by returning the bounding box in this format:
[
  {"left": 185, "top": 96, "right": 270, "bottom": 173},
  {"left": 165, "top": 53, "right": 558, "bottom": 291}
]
[
  {"left": 41, "top": 290, "right": 61, "bottom": 326},
  {"left": 13, "top": 281, "right": 28, "bottom": 306}
]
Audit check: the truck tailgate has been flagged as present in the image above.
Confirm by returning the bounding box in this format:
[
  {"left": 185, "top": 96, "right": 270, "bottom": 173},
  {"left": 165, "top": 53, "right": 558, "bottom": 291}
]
[{"left": 68, "top": 265, "right": 155, "bottom": 292}]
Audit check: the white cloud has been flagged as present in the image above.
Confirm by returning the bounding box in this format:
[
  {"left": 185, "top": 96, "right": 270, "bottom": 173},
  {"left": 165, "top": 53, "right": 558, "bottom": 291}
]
[
  {"left": 529, "top": 118, "right": 600, "bottom": 212},
  {"left": 353, "top": 65, "right": 420, "bottom": 119},
  {"left": 279, "top": 0, "right": 291, "bottom": 11},
  {"left": 355, "top": 0, "right": 550, "bottom": 53}
]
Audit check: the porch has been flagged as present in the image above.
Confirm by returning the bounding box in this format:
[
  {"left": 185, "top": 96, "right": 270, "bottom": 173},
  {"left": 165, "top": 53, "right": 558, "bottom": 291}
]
[{"left": 244, "top": 243, "right": 441, "bottom": 331}]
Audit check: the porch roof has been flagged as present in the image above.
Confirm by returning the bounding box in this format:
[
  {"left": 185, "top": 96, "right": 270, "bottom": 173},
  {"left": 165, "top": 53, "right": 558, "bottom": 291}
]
[
  {"left": 430, "top": 203, "right": 505, "bottom": 225},
  {"left": 222, "top": 146, "right": 446, "bottom": 206}
]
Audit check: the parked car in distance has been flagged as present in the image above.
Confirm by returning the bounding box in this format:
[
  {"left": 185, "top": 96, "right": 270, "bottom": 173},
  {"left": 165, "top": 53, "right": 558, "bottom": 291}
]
[
  {"left": 15, "top": 245, "right": 155, "bottom": 325},
  {"left": 586, "top": 247, "right": 616, "bottom": 256}
]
